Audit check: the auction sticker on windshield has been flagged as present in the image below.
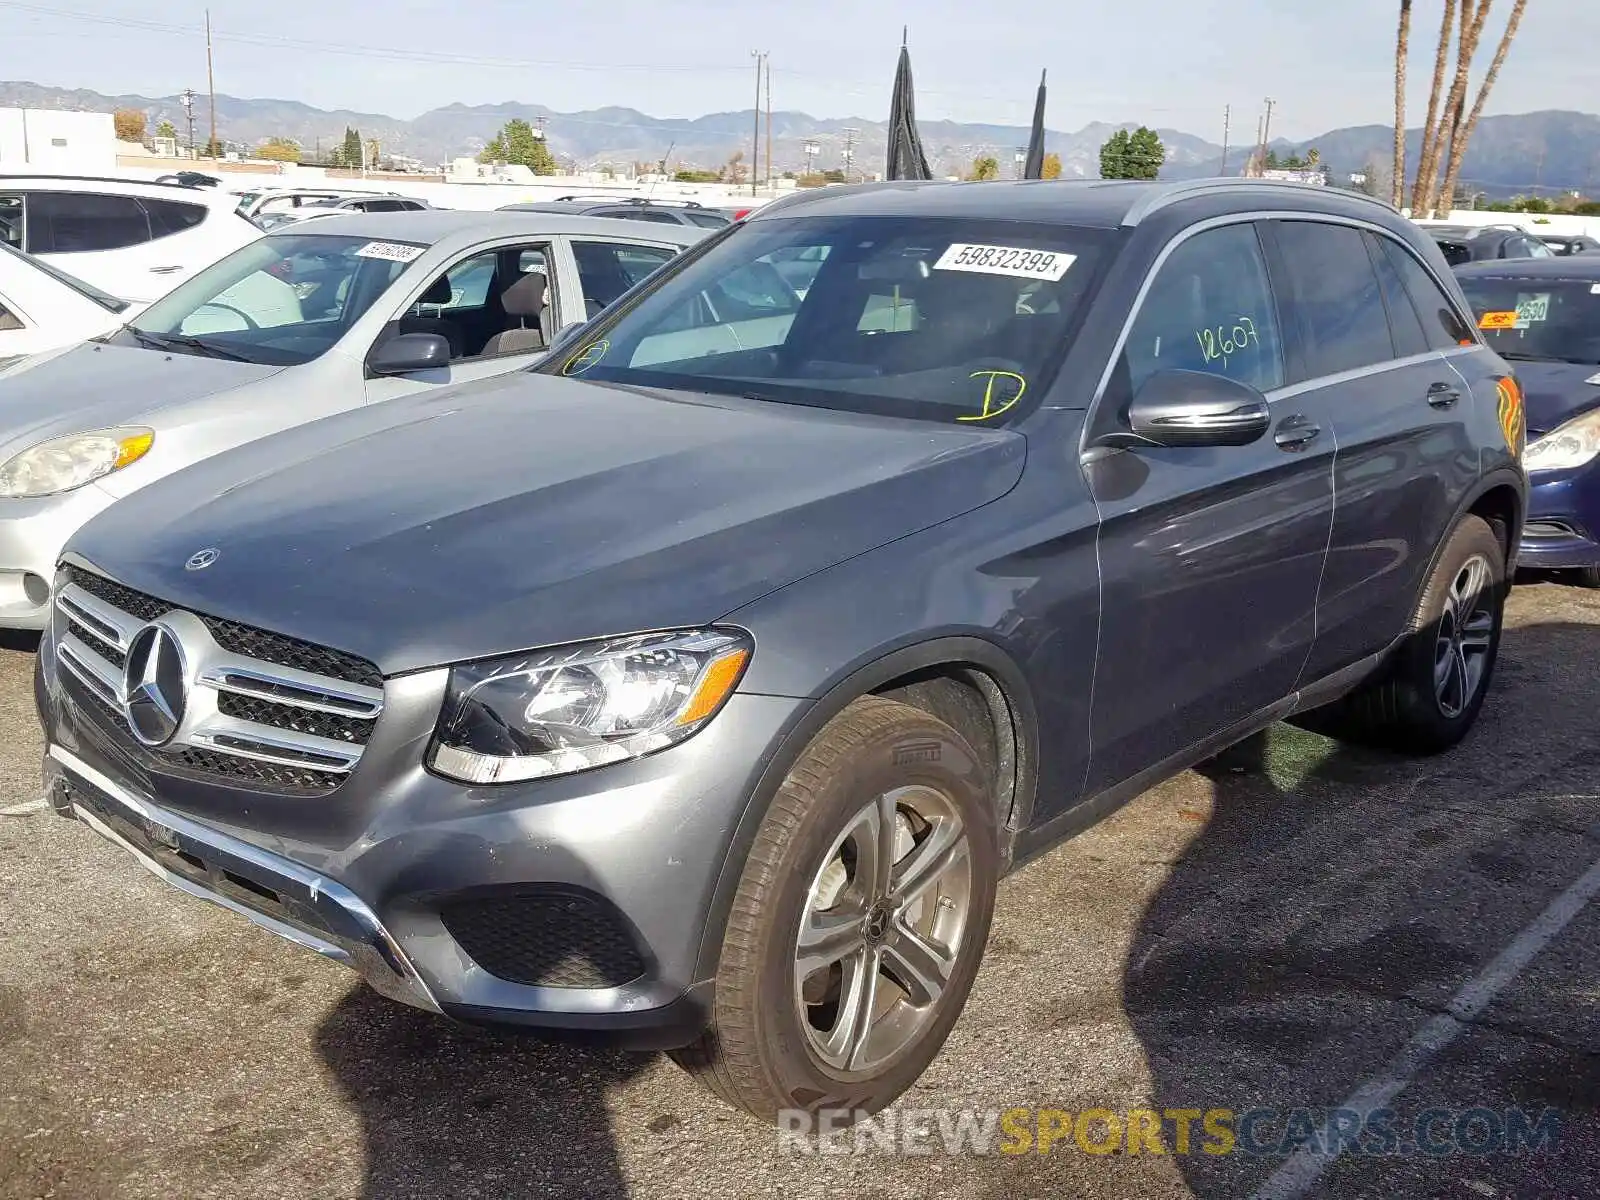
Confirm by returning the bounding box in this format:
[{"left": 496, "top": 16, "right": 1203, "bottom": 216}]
[
  {"left": 934, "top": 244, "right": 1075, "bottom": 280},
  {"left": 1515, "top": 293, "right": 1551, "bottom": 327},
  {"left": 354, "top": 241, "right": 426, "bottom": 263}
]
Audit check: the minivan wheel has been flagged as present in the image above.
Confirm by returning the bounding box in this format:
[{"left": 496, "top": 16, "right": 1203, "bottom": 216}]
[
  {"left": 1300, "top": 515, "right": 1506, "bottom": 754},
  {"left": 670, "top": 696, "right": 998, "bottom": 1122}
]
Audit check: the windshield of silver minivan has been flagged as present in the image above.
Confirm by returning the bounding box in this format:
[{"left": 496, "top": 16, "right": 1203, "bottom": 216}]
[
  {"left": 542, "top": 215, "right": 1112, "bottom": 424},
  {"left": 122, "top": 234, "right": 416, "bottom": 365}
]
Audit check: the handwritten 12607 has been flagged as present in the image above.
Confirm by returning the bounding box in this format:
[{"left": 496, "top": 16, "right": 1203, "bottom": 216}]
[{"left": 1195, "top": 316, "right": 1261, "bottom": 369}]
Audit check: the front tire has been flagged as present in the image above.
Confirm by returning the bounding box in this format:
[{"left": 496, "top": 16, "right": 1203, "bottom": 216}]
[
  {"left": 671, "top": 697, "right": 998, "bottom": 1122},
  {"left": 1300, "top": 515, "right": 1506, "bottom": 754}
]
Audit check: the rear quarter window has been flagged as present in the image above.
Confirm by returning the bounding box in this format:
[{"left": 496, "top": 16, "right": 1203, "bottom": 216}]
[{"left": 143, "top": 198, "right": 208, "bottom": 239}]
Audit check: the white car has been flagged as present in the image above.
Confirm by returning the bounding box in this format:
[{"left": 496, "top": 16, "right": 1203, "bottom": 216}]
[
  {"left": 0, "top": 242, "right": 137, "bottom": 364},
  {"left": 0, "top": 175, "right": 261, "bottom": 303},
  {"left": 0, "top": 210, "right": 702, "bottom": 627}
]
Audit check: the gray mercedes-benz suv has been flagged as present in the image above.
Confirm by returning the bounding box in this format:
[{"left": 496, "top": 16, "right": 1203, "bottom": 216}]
[{"left": 37, "top": 178, "right": 1526, "bottom": 1122}]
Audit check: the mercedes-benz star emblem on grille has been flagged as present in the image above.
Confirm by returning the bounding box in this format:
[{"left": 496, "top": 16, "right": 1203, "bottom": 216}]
[
  {"left": 122, "top": 624, "right": 188, "bottom": 747},
  {"left": 185, "top": 548, "right": 220, "bottom": 571}
]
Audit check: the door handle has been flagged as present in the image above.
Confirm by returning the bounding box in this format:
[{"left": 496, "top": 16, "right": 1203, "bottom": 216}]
[
  {"left": 1427, "top": 382, "right": 1461, "bottom": 409},
  {"left": 149, "top": 265, "right": 184, "bottom": 275},
  {"left": 1273, "top": 413, "right": 1321, "bottom": 451}
]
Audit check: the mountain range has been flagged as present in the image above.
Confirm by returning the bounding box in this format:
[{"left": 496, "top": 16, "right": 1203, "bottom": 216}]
[{"left": 4, "top": 80, "right": 1597, "bottom": 195}]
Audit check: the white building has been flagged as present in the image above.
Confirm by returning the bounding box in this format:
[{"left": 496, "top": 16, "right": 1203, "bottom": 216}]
[{"left": 0, "top": 109, "right": 117, "bottom": 173}]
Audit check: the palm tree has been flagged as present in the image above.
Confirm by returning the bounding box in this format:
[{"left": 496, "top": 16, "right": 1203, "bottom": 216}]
[
  {"left": 1424, "top": 0, "right": 1496, "bottom": 216},
  {"left": 1412, "top": 0, "right": 1459, "bottom": 214},
  {"left": 1438, "top": 0, "right": 1529, "bottom": 215},
  {"left": 1394, "top": 0, "right": 1413, "bottom": 209}
]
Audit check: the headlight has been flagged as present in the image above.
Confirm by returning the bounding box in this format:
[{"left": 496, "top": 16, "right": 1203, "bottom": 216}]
[
  {"left": 0, "top": 427, "right": 154, "bottom": 498},
  {"left": 430, "top": 629, "right": 752, "bottom": 784},
  {"left": 1524, "top": 408, "right": 1600, "bottom": 472}
]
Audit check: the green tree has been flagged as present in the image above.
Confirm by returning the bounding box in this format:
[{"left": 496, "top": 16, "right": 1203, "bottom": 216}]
[
  {"left": 1041, "top": 151, "right": 1063, "bottom": 180},
  {"left": 155, "top": 119, "right": 177, "bottom": 142},
  {"left": 478, "top": 119, "right": 557, "bottom": 175},
  {"left": 820, "top": 168, "right": 846, "bottom": 183},
  {"left": 968, "top": 155, "right": 1000, "bottom": 181},
  {"left": 202, "top": 137, "right": 224, "bottom": 158},
  {"left": 673, "top": 168, "right": 720, "bottom": 183},
  {"left": 341, "top": 126, "right": 364, "bottom": 169},
  {"left": 256, "top": 137, "right": 301, "bottom": 163},
  {"left": 1099, "top": 127, "right": 1165, "bottom": 180}
]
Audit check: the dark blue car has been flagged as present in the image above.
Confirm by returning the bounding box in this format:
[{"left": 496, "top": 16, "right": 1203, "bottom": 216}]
[{"left": 1457, "top": 258, "right": 1600, "bottom": 585}]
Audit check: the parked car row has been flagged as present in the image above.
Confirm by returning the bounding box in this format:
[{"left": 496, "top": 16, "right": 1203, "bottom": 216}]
[
  {"left": 1, "top": 174, "right": 261, "bottom": 302},
  {"left": 27, "top": 177, "right": 1527, "bottom": 1125},
  {"left": 0, "top": 209, "right": 703, "bottom": 627}
]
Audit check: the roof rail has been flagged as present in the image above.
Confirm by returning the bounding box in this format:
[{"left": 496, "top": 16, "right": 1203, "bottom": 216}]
[
  {"left": 1120, "top": 177, "right": 1401, "bottom": 227},
  {"left": 0, "top": 172, "right": 210, "bottom": 192}
]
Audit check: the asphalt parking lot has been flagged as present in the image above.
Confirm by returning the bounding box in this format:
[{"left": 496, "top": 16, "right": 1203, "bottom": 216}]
[{"left": 2, "top": 582, "right": 1597, "bottom": 1200}]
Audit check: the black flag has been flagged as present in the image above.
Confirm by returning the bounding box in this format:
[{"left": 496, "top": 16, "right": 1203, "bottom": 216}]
[
  {"left": 886, "top": 29, "right": 933, "bottom": 181},
  {"left": 1023, "top": 70, "right": 1047, "bottom": 180}
]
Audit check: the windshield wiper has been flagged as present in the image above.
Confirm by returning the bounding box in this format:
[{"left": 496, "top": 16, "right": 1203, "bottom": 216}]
[
  {"left": 1497, "top": 351, "right": 1600, "bottom": 365},
  {"left": 126, "top": 327, "right": 254, "bottom": 363}
]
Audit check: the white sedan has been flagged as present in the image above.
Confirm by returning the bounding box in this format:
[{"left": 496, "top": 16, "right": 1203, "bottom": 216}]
[{"left": 0, "top": 242, "right": 137, "bottom": 364}]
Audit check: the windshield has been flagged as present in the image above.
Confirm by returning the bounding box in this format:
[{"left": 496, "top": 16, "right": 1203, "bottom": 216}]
[
  {"left": 124, "top": 233, "right": 420, "bottom": 365},
  {"left": 539, "top": 215, "right": 1113, "bottom": 424},
  {"left": 2, "top": 242, "right": 127, "bottom": 312},
  {"left": 1458, "top": 274, "right": 1600, "bottom": 364}
]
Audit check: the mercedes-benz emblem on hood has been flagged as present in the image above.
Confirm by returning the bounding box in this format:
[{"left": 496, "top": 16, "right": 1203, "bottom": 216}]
[
  {"left": 185, "top": 548, "right": 220, "bottom": 571},
  {"left": 123, "top": 624, "right": 188, "bottom": 747}
]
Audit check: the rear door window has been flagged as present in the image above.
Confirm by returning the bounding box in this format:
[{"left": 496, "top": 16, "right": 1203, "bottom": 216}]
[
  {"left": 1378, "top": 240, "right": 1476, "bottom": 349},
  {"left": 25, "top": 192, "right": 152, "bottom": 254},
  {"left": 1367, "top": 232, "right": 1429, "bottom": 358},
  {"left": 572, "top": 240, "right": 677, "bottom": 316},
  {"left": 1272, "top": 220, "right": 1396, "bottom": 381}
]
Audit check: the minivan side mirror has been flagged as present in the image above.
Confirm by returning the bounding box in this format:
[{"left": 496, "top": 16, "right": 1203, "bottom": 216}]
[
  {"left": 368, "top": 332, "right": 451, "bottom": 377},
  {"left": 1107, "top": 369, "right": 1271, "bottom": 449}
]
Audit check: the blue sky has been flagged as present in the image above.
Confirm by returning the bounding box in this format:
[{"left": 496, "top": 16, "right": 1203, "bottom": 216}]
[{"left": 4, "top": 0, "right": 1595, "bottom": 138}]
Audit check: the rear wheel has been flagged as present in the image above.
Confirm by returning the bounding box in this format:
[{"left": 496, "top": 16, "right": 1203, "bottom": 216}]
[
  {"left": 1573, "top": 566, "right": 1600, "bottom": 589},
  {"left": 671, "top": 697, "right": 998, "bottom": 1122},
  {"left": 1297, "top": 515, "right": 1505, "bottom": 754}
]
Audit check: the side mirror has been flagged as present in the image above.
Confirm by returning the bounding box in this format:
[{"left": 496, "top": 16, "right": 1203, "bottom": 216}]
[
  {"left": 367, "top": 332, "right": 451, "bottom": 377},
  {"left": 1109, "top": 369, "right": 1271, "bottom": 449}
]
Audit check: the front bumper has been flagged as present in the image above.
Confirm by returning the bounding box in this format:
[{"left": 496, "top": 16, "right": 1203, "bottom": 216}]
[
  {"left": 1518, "top": 464, "right": 1600, "bottom": 571},
  {"left": 0, "top": 485, "right": 120, "bottom": 629},
  {"left": 38, "top": 632, "right": 810, "bottom": 1046}
]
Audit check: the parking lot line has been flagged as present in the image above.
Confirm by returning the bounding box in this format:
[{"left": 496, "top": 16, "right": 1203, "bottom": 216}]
[{"left": 1252, "top": 846, "right": 1600, "bottom": 1200}]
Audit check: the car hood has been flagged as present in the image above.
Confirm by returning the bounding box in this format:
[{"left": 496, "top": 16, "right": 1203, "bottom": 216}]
[
  {"left": 69, "top": 373, "right": 1027, "bottom": 675},
  {"left": 1511, "top": 361, "right": 1600, "bottom": 436},
  {"left": 0, "top": 341, "right": 283, "bottom": 456}
]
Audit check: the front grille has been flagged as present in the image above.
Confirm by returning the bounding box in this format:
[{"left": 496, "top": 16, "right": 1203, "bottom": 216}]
[
  {"left": 63, "top": 566, "right": 382, "bottom": 688},
  {"left": 441, "top": 889, "right": 647, "bottom": 988},
  {"left": 216, "top": 692, "right": 374, "bottom": 745},
  {"left": 53, "top": 566, "right": 384, "bottom": 797}
]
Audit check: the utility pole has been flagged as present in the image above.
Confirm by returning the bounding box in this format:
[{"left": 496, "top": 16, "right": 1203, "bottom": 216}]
[
  {"left": 764, "top": 56, "right": 773, "bottom": 190},
  {"left": 842, "top": 126, "right": 858, "bottom": 183},
  {"left": 1219, "top": 104, "right": 1231, "bottom": 176},
  {"left": 750, "top": 50, "right": 765, "bottom": 197},
  {"left": 205, "top": 9, "right": 217, "bottom": 158},
  {"left": 180, "top": 88, "right": 196, "bottom": 158},
  {"left": 1261, "top": 97, "right": 1276, "bottom": 161}
]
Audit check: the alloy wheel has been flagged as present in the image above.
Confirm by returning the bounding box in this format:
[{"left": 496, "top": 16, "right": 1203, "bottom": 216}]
[
  {"left": 1433, "top": 553, "right": 1495, "bottom": 719},
  {"left": 794, "top": 784, "right": 973, "bottom": 1075}
]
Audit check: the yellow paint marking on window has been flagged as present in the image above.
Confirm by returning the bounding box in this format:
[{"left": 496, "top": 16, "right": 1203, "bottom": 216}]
[{"left": 958, "top": 370, "right": 1027, "bottom": 422}]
